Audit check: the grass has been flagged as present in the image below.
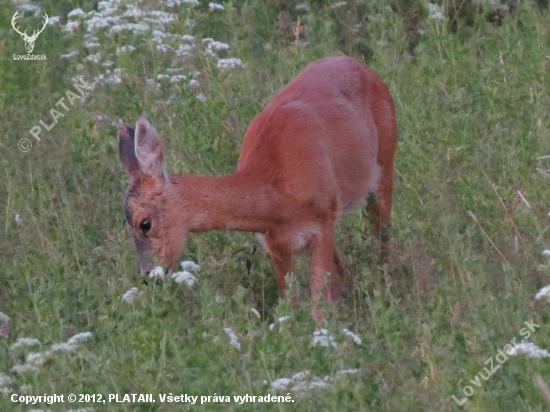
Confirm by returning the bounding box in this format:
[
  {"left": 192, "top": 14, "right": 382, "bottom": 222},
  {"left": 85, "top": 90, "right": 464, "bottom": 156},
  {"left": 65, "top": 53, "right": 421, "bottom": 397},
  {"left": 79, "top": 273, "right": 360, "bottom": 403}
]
[{"left": 2, "top": 0, "right": 550, "bottom": 410}]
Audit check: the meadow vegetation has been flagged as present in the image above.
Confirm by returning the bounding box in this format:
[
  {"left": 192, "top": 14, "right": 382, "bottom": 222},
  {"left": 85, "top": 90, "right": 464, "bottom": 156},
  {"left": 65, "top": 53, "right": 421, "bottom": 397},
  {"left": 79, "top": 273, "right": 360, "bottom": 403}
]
[{"left": 1, "top": 0, "right": 550, "bottom": 410}]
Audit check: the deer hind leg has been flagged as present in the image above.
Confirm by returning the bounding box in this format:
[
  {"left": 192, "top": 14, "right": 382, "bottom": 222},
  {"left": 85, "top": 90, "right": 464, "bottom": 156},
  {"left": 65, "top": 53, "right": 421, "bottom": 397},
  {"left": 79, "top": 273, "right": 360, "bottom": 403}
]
[
  {"left": 366, "top": 162, "right": 394, "bottom": 264},
  {"left": 310, "top": 227, "right": 341, "bottom": 322}
]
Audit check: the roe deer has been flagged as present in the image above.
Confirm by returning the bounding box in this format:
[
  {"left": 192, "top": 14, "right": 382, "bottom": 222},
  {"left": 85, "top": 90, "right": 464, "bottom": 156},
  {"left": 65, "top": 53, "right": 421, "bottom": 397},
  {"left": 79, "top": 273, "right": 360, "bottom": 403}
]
[{"left": 118, "top": 56, "right": 397, "bottom": 321}]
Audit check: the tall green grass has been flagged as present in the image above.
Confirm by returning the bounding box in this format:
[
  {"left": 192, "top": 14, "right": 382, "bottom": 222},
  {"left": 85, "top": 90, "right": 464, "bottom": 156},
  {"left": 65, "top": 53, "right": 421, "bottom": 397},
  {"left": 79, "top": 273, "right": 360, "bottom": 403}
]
[{"left": 2, "top": 0, "right": 550, "bottom": 410}]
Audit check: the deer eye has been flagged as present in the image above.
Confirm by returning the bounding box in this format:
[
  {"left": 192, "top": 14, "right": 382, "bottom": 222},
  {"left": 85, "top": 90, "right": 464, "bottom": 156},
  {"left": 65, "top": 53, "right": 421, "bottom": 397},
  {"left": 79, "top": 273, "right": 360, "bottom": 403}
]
[{"left": 139, "top": 219, "right": 151, "bottom": 234}]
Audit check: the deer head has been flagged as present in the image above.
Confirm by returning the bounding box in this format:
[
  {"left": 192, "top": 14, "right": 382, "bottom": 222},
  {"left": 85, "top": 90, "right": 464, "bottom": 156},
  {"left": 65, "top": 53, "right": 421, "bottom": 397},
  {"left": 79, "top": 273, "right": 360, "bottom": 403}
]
[
  {"left": 119, "top": 118, "right": 188, "bottom": 276},
  {"left": 12, "top": 11, "right": 48, "bottom": 54}
]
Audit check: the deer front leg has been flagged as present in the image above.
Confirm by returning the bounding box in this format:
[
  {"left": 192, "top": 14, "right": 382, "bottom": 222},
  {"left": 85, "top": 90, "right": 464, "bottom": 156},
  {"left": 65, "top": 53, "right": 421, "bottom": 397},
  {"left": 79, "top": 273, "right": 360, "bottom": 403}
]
[
  {"left": 264, "top": 236, "right": 297, "bottom": 308},
  {"left": 310, "top": 228, "right": 340, "bottom": 322}
]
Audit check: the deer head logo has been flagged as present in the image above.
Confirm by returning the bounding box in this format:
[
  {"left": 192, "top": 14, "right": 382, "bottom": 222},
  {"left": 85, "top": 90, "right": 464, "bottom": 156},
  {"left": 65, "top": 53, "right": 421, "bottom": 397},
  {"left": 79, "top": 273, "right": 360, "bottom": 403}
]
[{"left": 11, "top": 11, "right": 48, "bottom": 54}]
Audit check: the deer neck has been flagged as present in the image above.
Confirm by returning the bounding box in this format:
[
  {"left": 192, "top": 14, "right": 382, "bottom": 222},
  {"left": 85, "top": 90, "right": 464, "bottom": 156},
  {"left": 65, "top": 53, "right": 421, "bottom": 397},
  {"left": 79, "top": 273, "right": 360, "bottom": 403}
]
[{"left": 170, "top": 172, "right": 283, "bottom": 233}]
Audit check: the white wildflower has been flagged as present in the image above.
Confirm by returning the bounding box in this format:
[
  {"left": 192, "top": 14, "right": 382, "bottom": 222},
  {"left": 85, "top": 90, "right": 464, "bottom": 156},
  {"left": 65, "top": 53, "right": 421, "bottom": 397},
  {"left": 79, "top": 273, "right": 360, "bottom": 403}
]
[
  {"left": 0, "top": 322, "right": 9, "bottom": 339},
  {"left": 270, "top": 377, "right": 292, "bottom": 391},
  {"left": 195, "top": 93, "right": 207, "bottom": 102},
  {"left": 85, "top": 15, "right": 119, "bottom": 31},
  {"left": 189, "top": 79, "right": 199, "bottom": 88},
  {"left": 17, "top": 2, "right": 40, "bottom": 14},
  {"left": 71, "top": 75, "right": 85, "bottom": 83},
  {"left": 208, "top": 41, "right": 230, "bottom": 51},
  {"left": 149, "top": 266, "right": 165, "bottom": 278},
  {"left": 10, "top": 338, "right": 41, "bottom": 351},
  {"left": 123, "top": 5, "right": 142, "bottom": 18},
  {"left": 270, "top": 371, "right": 330, "bottom": 396},
  {"left": 49, "top": 343, "right": 78, "bottom": 353},
  {"left": 331, "top": 1, "right": 347, "bottom": 9},
  {"left": 116, "top": 45, "right": 135, "bottom": 54},
  {"left": 47, "top": 16, "right": 61, "bottom": 25},
  {"left": 170, "top": 75, "right": 187, "bottom": 83},
  {"left": 11, "top": 364, "right": 39, "bottom": 374},
  {"left": 181, "top": 260, "right": 200, "bottom": 272},
  {"left": 156, "top": 44, "right": 174, "bottom": 53},
  {"left": 68, "top": 8, "right": 86, "bottom": 19},
  {"left": 0, "top": 373, "right": 12, "bottom": 387},
  {"left": 269, "top": 368, "right": 359, "bottom": 397},
  {"left": 223, "top": 327, "right": 241, "bottom": 350},
  {"left": 19, "top": 384, "right": 32, "bottom": 394},
  {"left": 102, "top": 60, "right": 114, "bottom": 67},
  {"left": 269, "top": 316, "right": 291, "bottom": 331},
  {"left": 60, "top": 51, "right": 78, "bottom": 58},
  {"left": 152, "top": 29, "right": 166, "bottom": 38},
  {"left": 62, "top": 20, "right": 80, "bottom": 34},
  {"left": 311, "top": 329, "right": 337, "bottom": 348},
  {"left": 296, "top": 3, "right": 309, "bottom": 11},
  {"left": 209, "top": 2, "right": 225, "bottom": 11},
  {"left": 166, "top": 0, "right": 199, "bottom": 6},
  {"left": 26, "top": 352, "right": 48, "bottom": 367},
  {"left": 94, "top": 73, "right": 105, "bottom": 83},
  {"left": 535, "top": 285, "right": 550, "bottom": 301},
  {"left": 0, "top": 311, "right": 10, "bottom": 323},
  {"left": 109, "top": 23, "right": 149, "bottom": 34},
  {"left": 335, "top": 368, "right": 361, "bottom": 376},
  {"left": 157, "top": 74, "right": 170, "bottom": 80},
  {"left": 217, "top": 58, "right": 245, "bottom": 69},
  {"left": 85, "top": 42, "right": 101, "bottom": 49},
  {"left": 171, "top": 271, "right": 197, "bottom": 287},
  {"left": 176, "top": 44, "right": 192, "bottom": 56},
  {"left": 508, "top": 342, "right": 550, "bottom": 358},
  {"left": 342, "top": 328, "right": 362, "bottom": 345},
  {"left": 85, "top": 52, "right": 101, "bottom": 64},
  {"left": 67, "top": 331, "right": 93, "bottom": 346},
  {"left": 122, "top": 287, "right": 140, "bottom": 303},
  {"left": 291, "top": 371, "right": 311, "bottom": 382},
  {"left": 428, "top": 3, "right": 445, "bottom": 20},
  {"left": 291, "top": 377, "right": 330, "bottom": 394},
  {"left": 181, "top": 34, "right": 195, "bottom": 42},
  {"left": 146, "top": 11, "right": 177, "bottom": 24},
  {"left": 98, "top": 0, "right": 118, "bottom": 15},
  {"left": 104, "top": 69, "right": 123, "bottom": 84}
]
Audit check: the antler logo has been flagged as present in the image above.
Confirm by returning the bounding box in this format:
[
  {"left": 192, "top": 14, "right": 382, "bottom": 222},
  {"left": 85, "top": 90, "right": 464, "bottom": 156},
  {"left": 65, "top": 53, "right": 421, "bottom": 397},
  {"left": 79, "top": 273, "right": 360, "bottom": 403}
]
[{"left": 11, "top": 11, "right": 48, "bottom": 54}]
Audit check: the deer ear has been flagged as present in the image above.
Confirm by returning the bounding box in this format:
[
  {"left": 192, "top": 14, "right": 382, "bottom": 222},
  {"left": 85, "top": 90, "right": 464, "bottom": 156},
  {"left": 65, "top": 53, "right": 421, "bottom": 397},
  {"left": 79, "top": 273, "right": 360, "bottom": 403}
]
[
  {"left": 118, "top": 124, "right": 142, "bottom": 180},
  {"left": 135, "top": 117, "right": 165, "bottom": 177}
]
